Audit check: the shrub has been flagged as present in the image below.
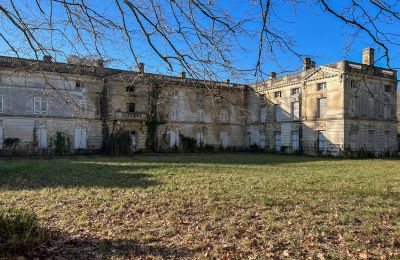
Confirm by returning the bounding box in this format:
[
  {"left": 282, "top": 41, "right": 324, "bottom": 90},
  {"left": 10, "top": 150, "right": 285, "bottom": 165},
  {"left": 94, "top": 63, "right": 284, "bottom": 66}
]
[
  {"left": 3, "top": 138, "right": 20, "bottom": 149},
  {"left": 0, "top": 208, "right": 47, "bottom": 256},
  {"left": 180, "top": 134, "right": 197, "bottom": 153},
  {"left": 54, "top": 132, "right": 67, "bottom": 155},
  {"left": 104, "top": 132, "right": 132, "bottom": 155}
]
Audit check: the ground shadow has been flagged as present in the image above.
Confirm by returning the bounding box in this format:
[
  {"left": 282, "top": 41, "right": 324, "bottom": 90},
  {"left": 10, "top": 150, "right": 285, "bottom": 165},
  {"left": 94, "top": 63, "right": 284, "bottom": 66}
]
[{"left": 0, "top": 158, "right": 160, "bottom": 190}]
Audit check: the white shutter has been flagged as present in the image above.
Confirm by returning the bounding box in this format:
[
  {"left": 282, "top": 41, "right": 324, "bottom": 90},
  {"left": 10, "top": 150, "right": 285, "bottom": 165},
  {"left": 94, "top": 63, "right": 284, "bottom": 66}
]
[
  {"left": 196, "top": 132, "right": 204, "bottom": 146},
  {"left": 259, "top": 132, "right": 266, "bottom": 148},
  {"left": 260, "top": 106, "right": 267, "bottom": 123},
  {"left": 292, "top": 101, "right": 300, "bottom": 120},
  {"left": 291, "top": 131, "right": 299, "bottom": 150},
  {"left": 318, "top": 98, "right": 327, "bottom": 118},
  {"left": 74, "top": 128, "right": 87, "bottom": 149},
  {"left": 34, "top": 97, "right": 41, "bottom": 114},
  {"left": 81, "top": 129, "right": 87, "bottom": 149},
  {"left": 41, "top": 99, "right": 48, "bottom": 113},
  {"left": 0, "top": 95, "right": 3, "bottom": 113},
  {"left": 0, "top": 128, "right": 3, "bottom": 150},
  {"left": 170, "top": 130, "right": 179, "bottom": 147},
  {"left": 220, "top": 131, "right": 228, "bottom": 148}
]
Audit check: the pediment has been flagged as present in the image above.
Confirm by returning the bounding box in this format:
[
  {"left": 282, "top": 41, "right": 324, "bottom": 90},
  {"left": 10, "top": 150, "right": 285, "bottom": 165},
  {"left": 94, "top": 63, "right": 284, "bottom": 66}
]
[{"left": 303, "top": 66, "right": 341, "bottom": 82}]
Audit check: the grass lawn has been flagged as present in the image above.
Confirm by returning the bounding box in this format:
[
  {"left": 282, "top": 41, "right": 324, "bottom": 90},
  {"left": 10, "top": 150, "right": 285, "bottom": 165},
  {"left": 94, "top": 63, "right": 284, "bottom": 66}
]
[{"left": 0, "top": 153, "right": 399, "bottom": 259}]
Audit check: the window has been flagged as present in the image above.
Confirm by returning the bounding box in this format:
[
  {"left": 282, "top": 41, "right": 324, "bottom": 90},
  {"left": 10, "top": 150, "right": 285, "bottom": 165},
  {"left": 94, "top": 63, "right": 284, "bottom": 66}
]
[
  {"left": 350, "top": 131, "right": 358, "bottom": 151},
  {"left": 259, "top": 132, "right": 266, "bottom": 149},
  {"left": 74, "top": 128, "right": 87, "bottom": 149},
  {"left": 196, "top": 93, "right": 205, "bottom": 101},
  {"left": 275, "top": 131, "right": 281, "bottom": 152},
  {"left": 384, "top": 131, "right": 390, "bottom": 150},
  {"left": 197, "top": 108, "right": 204, "bottom": 121},
  {"left": 383, "top": 99, "right": 390, "bottom": 119},
  {"left": 368, "top": 96, "right": 375, "bottom": 119},
  {"left": 291, "top": 131, "right": 300, "bottom": 150},
  {"left": 34, "top": 97, "right": 48, "bottom": 114},
  {"left": 127, "top": 102, "right": 135, "bottom": 113},
  {"left": 318, "top": 131, "right": 327, "bottom": 151},
  {"left": 275, "top": 104, "right": 283, "bottom": 122},
  {"left": 220, "top": 109, "right": 228, "bottom": 122},
  {"left": 317, "top": 98, "right": 327, "bottom": 118},
  {"left": 368, "top": 130, "right": 374, "bottom": 150},
  {"left": 196, "top": 132, "right": 204, "bottom": 147},
  {"left": 384, "top": 85, "right": 392, "bottom": 93},
  {"left": 247, "top": 132, "right": 252, "bottom": 146},
  {"left": 75, "top": 81, "right": 85, "bottom": 89},
  {"left": 170, "top": 106, "right": 180, "bottom": 121},
  {"left": 291, "top": 88, "right": 300, "bottom": 95},
  {"left": 172, "top": 90, "right": 180, "bottom": 98},
  {"left": 274, "top": 91, "right": 281, "bottom": 98},
  {"left": 0, "top": 95, "right": 3, "bottom": 113},
  {"left": 351, "top": 95, "right": 358, "bottom": 117},
  {"left": 36, "top": 128, "right": 48, "bottom": 149},
  {"left": 291, "top": 101, "right": 300, "bottom": 120},
  {"left": 170, "top": 130, "right": 180, "bottom": 147},
  {"left": 126, "top": 85, "right": 135, "bottom": 95},
  {"left": 220, "top": 131, "right": 228, "bottom": 148},
  {"left": 0, "top": 127, "right": 3, "bottom": 150},
  {"left": 317, "top": 82, "right": 327, "bottom": 91},
  {"left": 260, "top": 106, "right": 267, "bottom": 123}
]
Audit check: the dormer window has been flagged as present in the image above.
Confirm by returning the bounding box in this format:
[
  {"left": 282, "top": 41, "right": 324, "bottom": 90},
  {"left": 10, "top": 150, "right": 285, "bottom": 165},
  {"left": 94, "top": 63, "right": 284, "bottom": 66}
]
[
  {"left": 274, "top": 91, "right": 281, "bottom": 98},
  {"left": 126, "top": 85, "right": 135, "bottom": 95},
  {"left": 317, "top": 82, "right": 327, "bottom": 91}
]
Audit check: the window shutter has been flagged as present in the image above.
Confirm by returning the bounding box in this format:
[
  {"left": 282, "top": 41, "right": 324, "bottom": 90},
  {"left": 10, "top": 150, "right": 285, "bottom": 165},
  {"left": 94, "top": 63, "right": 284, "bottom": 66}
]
[
  {"left": 0, "top": 95, "right": 3, "bottom": 113},
  {"left": 34, "top": 97, "right": 41, "bottom": 114},
  {"left": 41, "top": 99, "right": 48, "bottom": 113}
]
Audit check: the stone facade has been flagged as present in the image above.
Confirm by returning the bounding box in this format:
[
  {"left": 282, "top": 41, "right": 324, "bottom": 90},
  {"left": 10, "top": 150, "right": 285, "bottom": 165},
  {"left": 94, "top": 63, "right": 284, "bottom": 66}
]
[{"left": 0, "top": 48, "right": 398, "bottom": 155}]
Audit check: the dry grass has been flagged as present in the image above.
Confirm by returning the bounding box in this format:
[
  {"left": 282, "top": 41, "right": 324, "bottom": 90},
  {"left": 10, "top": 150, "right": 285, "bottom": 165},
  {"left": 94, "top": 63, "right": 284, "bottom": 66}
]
[{"left": 0, "top": 154, "right": 399, "bottom": 259}]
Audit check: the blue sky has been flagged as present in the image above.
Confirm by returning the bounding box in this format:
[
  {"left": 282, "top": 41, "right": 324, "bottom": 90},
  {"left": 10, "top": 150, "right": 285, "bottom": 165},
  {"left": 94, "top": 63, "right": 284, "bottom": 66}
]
[{"left": 0, "top": 1, "right": 399, "bottom": 84}]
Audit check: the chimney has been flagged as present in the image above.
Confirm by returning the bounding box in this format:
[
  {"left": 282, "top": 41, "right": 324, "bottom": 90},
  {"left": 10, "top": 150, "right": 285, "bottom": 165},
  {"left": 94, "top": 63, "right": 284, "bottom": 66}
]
[
  {"left": 223, "top": 79, "right": 230, "bottom": 84},
  {"left": 311, "top": 61, "right": 316, "bottom": 69},
  {"left": 43, "top": 55, "right": 52, "bottom": 63},
  {"left": 178, "top": 71, "right": 186, "bottom": 78},
  {"left": 269, "top": 72, "right": 277, "bottom": 79},
  {"left": 303, "top": 57, "right": 312, "bottom": 70},
  {"left": 137, "top": 62, "right": 144, "bottom": 74},
  {"left": 362, "top": 47, "right": 374, "bottom": 66}
]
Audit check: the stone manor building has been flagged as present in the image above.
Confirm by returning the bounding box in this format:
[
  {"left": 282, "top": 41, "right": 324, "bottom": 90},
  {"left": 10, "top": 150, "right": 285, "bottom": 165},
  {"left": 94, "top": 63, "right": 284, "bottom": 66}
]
[{"left": 0, "top": 48, "right": 398, "bottom": 155}]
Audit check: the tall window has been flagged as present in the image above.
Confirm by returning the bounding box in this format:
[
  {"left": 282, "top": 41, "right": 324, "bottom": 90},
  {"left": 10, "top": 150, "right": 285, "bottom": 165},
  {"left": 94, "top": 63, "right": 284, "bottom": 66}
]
[
  {"left": 34, "top": 97, "right": 48, "bottom": 114},
  {"left": 220, "top": 131, "right": 228, "bottom": 148},
  {"left": 291, "top": 131, "right": 300, "bottom": 150},
  {"left": 318, "top": 131, "right": 327, "bottom": 151},
  {"left": 350, "top": 80, "right": 361, "bottom": 89},
  {"left": 350, "top": 131, "right": 358, "bottom": 151},
  {"left": 260, "top": 106, "right": 267, "bottom": 123},
  {"left": 36, "top": 128, "right": 48, "bottom": 149},
  {"left": 171, "top": 106, "right": 180, "bottom": 121},
  {"left": 127, "top": 102, "right": 135, "bottom": 112},
  {"left": 275, "top": 131, "right": 281, "bottom": 152},
  {"left": 317, "top": 98, "right": 327, "bottom": 118},
  {"left": 74, "top": 128, "right": 87, "bottom": 149},
  {"left": 291, "top": 101, "right": 300, "bottom": 120},
  {"left": 368, "top": 130, "right": 374, "bottom": 150},
  {"left": 247, "top": 132, "right": 251, "bottom": 146},
  {"left": 317, "top": 82, "right": 327, "bottom": 91},
  {"left": 197, "top": 108, "right": 204, "bottom": 121},
  {"left": 275, "top": 104, "right": 283, "bottom": 121},
  {"left": 196, "top": 132, "right": 204, "bottom": 147},
  {"left": 170, "top": 130, "right": 180, "bottom": 147},
  {"left": 384, "top": 131, "right": 390, "bottom": 150},
  {"left": 383, "top": 99, "right": 390, "bottom": 119},
  {"left": 368, "top": 96, "right": 375, "bottom": 119},
  {"left": 259, "top": 131, "right": 266, "bottom": 149},
  {"left": 220, "top": 109, "right": 228, "bottom": 122},
  {"left": 0, "top": 95, "right": 3, "bottom": 113}
]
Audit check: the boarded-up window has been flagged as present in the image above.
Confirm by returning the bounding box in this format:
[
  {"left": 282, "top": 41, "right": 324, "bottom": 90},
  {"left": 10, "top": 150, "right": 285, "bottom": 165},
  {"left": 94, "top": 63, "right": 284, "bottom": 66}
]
[
  {"left": 317, "top": 98, "right": 327, "bottom": 118},
  {"left": 36, "top": 128, "right": 48, "bottom": 149},
  {"left": 275, "top": 104, "right": 283, "bottom": 121},
  {"left": 368, "top": 130, "right": 374, "bottom": 150},
  {"left": 275, "top": 131, "right": 281, "bottom": 152},
  {"left": 196, "top": 132, "right": 204, "bottom": 147},
  {"left": 74, "top": 128, "right": 87, "bottom": 149},
  {"left": 291, "top": 101, "right": 300, "bottom": 120},
  {"left": 0, "top": 95, "right": 3, "bottom": 113},
  {"left": 260, "top": 106, "right": 267, "bottom": 123},
  {"left": 259, "top": 131, "right": 266, "bottom": 149},
  {"left": 350, "top": 131, "right": 358, "bottom": 151},
  {"left": 291, "top": 131, "right": 300, "bottom": 150},
  {"left": 318, "top": 131, "right": 327, "bottom": 151},
  {"left": 384, "top": 131, "right": 390, "bottom": 150},
  {"left": 220, "top": 110, "right": 229, "bottom": 122},
  {"left": 220, "top": 131, "right": 228, "bottom": 148}
]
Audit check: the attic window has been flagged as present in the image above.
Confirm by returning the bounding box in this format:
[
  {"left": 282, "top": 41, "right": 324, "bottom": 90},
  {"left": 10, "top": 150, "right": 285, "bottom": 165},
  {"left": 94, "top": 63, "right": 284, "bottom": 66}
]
[
  {"left": 274, "top": 91, "right": 281, "bottom": 98},
  {"left": 126, "top": 85, "right": 135, "bottom": 94},
  {"left": 76, "top": 81, "right": 85, "bottom": 89},
  {"left": 317, "top": 82, "right": 327, "bottom": 91}
]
